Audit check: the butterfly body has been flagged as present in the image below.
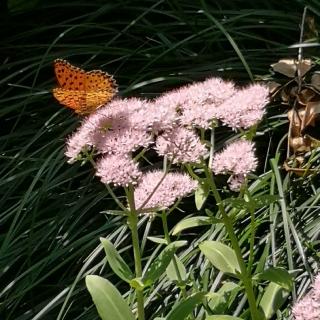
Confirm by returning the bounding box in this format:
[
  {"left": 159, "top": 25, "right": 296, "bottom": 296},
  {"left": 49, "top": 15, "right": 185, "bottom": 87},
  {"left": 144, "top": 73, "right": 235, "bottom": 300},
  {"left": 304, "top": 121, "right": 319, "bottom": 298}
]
[{"left": 53, "top": 59, "right": 117, "bottom": 115}]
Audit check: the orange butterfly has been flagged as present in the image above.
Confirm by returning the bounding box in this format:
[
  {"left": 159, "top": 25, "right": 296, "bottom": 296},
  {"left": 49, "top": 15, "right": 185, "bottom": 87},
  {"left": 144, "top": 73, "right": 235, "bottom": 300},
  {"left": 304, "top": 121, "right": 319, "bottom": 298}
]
[{"left": 53, "top": 59, "right": 117, "bottom": 115}]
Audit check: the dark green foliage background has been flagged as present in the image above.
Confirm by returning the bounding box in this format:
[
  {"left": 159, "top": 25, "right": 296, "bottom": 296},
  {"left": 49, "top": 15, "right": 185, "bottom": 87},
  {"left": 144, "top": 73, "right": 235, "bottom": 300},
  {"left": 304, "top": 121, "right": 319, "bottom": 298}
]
[{"left": 1, "top": 0, "right": 319, "bottom": 319}]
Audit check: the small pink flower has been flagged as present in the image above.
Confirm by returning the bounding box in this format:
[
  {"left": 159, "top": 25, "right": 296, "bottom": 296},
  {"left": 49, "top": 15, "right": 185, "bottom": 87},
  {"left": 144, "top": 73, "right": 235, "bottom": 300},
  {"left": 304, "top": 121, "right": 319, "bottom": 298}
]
[
  {"left": 65, "top": 98, "right": 154, "bottom": 161},
  {"left": 93, "top": 127, "right": 152, "bottom": 155},
  {"left": 227, "top": 174, "right": 246, "bottom": 192},
  {"left": 216, "top": 84, "right": 269, "bottom": 129},
  {"left": 211, "top": 140, "right": 257, "bottom": 176},
  {"left": 134, "top": 170, "right": 198, "bottom": 211},
  {"left": 95, "top": 155, "right": 142, "bottom": 186},
  {"left": 292, "top": 274, "right": 320, "bottom": 320},
  {"left": 65, "top": 127, "right": 93, "bottom": 163},
  {"left": 155, "top": 78, "right": 235, "bottom": 129},
  {"left": 178, "top": 77, "right": 236, "bottom": 129},
  {"left": 142, "top": 97, "right": 178, "bottom": 133},
  {"left": 155, "top": 127, "right": 207, "bottom": 164}
]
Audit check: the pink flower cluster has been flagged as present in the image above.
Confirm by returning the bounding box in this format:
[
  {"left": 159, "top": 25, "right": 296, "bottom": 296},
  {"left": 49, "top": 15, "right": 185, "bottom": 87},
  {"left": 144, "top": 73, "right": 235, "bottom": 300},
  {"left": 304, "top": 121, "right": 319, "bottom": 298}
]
[
  {"left": 292, "top": 274, "right": 320, "bottom": 320},
  {"left": 211, "top": 140, "right": 258, "bottom": 191},
  {"left": 65, "top": 76, "right": 268, "bottom": 209},
  {"left": 155, "top": 127, "right": 207, "bottom": 164},
  {"left": 134, "top": 170, "right": 198, "bottom": 211}
]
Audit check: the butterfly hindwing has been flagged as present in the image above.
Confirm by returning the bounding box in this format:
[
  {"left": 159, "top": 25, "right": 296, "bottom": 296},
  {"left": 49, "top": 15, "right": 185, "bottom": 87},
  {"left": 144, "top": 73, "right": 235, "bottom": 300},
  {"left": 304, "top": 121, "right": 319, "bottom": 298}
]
[
  {"left": 86, "top": 70, "right": 117, "bottom": 92},
  {"left": 53, "top": 88, "right": 86, "bottom": 113}
]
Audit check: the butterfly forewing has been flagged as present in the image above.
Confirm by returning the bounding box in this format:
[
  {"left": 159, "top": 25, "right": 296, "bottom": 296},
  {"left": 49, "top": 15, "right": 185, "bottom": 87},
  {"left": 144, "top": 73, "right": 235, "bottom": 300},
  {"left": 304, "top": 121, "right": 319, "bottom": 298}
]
[{"left": 54, "top": 59, "right": 86, "bottom": 90}]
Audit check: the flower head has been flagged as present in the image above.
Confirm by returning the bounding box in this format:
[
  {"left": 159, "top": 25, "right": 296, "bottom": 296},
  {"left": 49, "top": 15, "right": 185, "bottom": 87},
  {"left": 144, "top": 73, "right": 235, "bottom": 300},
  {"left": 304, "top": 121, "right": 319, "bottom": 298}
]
[
  {"left": 65, "top": 98, "right": 154, "bottom": 161},
  {"left": 95, "top": 155, "right": 142, "bottom": 186},
  {"left": 216, "top": 84, "right": 269, "bottom": 129},
  {"left": 144, "top": 97, "right": 178, "bottom": 133},
  {"left": 134, "top": 170, "right": 198, "bottom": 211},
  {"left": 227, "top": 174, "right": 246, "bottom": 192},
  {"left": 292, "top": 274, "right": 320, "bottom": 320},
  {"left": 155, "top": 78, "right": 235, "bottom": 129},
  {"left": 211, "top": 140, "right": 257, "bottom": 176},
  {"left": 65, "top": 126, "right": 94, "bottom": 163},
  {"left": 93, "top": 127, "right": 152, "bottom": 155},
  {"left": 155, "top": 127, "right": 207, "bottom": 164},
  {"left": 178, "top": 77, "right": 236, "bottom": 129}
]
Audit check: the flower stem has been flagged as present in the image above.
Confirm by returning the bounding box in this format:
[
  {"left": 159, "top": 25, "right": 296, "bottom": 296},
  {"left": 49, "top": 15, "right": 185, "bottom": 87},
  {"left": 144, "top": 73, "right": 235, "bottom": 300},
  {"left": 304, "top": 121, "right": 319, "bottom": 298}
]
[
  {"left": 126, "top": 186, "right": 145, "bottom": 320},
  {"left": 203, "top": 165, "right": 260, "bottom": 319},
  {"left": 245, "top": 189, "right": 256, "bottom": 274},
  {"left": 161, "top": 210, "right": 187, "bottom": 297}
]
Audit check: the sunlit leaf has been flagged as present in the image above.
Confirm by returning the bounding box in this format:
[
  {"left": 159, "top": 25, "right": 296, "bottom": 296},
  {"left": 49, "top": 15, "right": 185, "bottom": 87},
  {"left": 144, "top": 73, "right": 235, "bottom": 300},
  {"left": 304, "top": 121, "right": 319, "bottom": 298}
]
[
  {"left": 166, "top": 254, "right": 187, "bottom": 282},
  {"left": 258, "top": 267, "right": 293, "bottom": 291},
  {"left": 147, "top": 236, "right": 168, "bottom": 245},
  {"left": 206, "top": 316, "right": 243, "bottom": 320},
  {"left": 259, "top": 282, "right": 289, "bottom": 319},
  {"left": 172, "top": 216, "right": 220, "bottom": 235},
  {"left": 86, "top": 275, "right": 135, "bottom": 320},
  {"left": 166, "top": 292, "right": 205, "bottom": 320},
  {"left": 195, "top": 183, "right": 209, "bottom": 210},
  {"left": 199, "top": 241, "right": 240, "bottom": 275},
  {"left": 100, "top": 238, "right": 133, "bottom": 283},
  {"left": 143, "top": 241, "right": 187, "bottom": 286}
]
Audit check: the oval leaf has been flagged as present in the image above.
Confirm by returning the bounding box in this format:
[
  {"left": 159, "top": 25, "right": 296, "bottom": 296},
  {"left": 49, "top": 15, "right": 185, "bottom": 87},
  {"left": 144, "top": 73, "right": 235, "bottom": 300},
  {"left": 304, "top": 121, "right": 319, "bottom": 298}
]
[
  {"left": 166, "top": 254, "right": 187, "bottom": 282},
  {"left": 100, "top": 238, "right": 133, "bottom": 283},
  {"left": 195, "top": 183, "right": 209, "bottom": 210},
  {"left": 166, "top": 292, "right": 205, "bottom": 320},
  {"left": 259, "top": 282, "right": 289, "bottom": 319},
  {"left": 86, "top": 275, "right": 135, "bottom": 320},
  {"left": 206, "top": 316, "right": 243, "bottom": 320},
  {"left": 143, "top": 241, "right": 187, "bottom": 286},
  {"left": 147, "top": 236, "right": 168, "bottom": 245},
  {"left": 258, "top": 267, "right": 293, "bottom": 291},
  {"left": 172, "top": 216, "right": 219, "bottom": 235},
  {"left": 199, "top": 241, "right": 240, "bottom": 275}
]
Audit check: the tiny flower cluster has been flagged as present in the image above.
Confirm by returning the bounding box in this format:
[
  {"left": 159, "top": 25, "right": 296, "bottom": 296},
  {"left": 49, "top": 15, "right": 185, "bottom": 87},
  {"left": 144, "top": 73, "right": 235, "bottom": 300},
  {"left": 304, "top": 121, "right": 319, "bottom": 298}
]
[
  {"left": 292, "top": 274, "right": 320, "bottom": 320},
  {"left": 65, "top": 76, "right": 268, "bottom": 209},
  {"left": 211, "top": 140, "right": 258, "bottom": 191}
]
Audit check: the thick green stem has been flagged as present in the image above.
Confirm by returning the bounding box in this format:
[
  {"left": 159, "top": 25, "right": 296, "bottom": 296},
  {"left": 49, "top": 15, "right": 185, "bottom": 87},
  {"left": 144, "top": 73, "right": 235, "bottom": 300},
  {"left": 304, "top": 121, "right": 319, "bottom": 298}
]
[
  {"left": 127, "top": 187, "right": 145, "bottom": 320},
  {"left": 203, "top": 166, "right": 260, "bottom": 319}
]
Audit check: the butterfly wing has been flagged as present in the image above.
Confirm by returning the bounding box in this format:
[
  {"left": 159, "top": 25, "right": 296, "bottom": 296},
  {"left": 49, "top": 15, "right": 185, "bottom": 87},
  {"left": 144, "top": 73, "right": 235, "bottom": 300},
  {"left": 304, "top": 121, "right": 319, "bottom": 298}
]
[
  {"left": 53, "top": 59, "right": 118, "bottom": 114},
  {"left": 53, "top": 88, "right": 86, "bottom": 114},
  {"left": 85, "top": 70, "right": 118, "bottom": 110},
  {"left": 86, "top": 90, "right": 116, "bottom": 109},
  {"left": 86, "top": 70, "right": 117, "bottom": 92},
  {"left": 54, "top": 59, "right": 86, "bottom": 90}
]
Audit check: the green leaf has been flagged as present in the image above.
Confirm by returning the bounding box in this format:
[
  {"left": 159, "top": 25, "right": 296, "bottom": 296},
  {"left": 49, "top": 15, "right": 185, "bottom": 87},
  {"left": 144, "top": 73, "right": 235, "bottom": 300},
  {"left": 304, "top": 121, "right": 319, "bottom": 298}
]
[
  {"left": 100, "top": 238, "right": 133, "bottom": 283},
  {"left": 259, "top": 282, "right": 289, "bottom": 319},
  {"left": 129, "top": 277, "right": 145, "bottom": 290},
  {"left": 206, "top": 316, "right": 243, "bottom": 320},
  {"left": 172, "top": 216, "right": 220, "bottom": 235},
  {"left": 86, "top": 275, "right": 135, "bottom": 320},
  {"left": 143, "top": 241, "right": 187, "bottom": 286},
  {"left": 199, "top": 241, "right": 240, "bottom": 276},
  {"left": 253, "top": 195, "right": 280, "bottom": 208},
  {"left": 166, "top": 292, "right": 205, "bottom": 320},
  {"left": 258, "top": 267, "right": 293, "bottom": 291},
  {"left": 223, "top": 195, "right": 279, "bottom": 212},
  {"left": 147, "top": 236, "right": 168, "bottom": 244},
  {"left": 207, "top": 282, "right": 240, "bottom": 313},
  {"left": 166, "top": 254, "right": 187, "bottom": 282},
  {"left": 195, "top": 183, "right": 209, "bottom": 210}
]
